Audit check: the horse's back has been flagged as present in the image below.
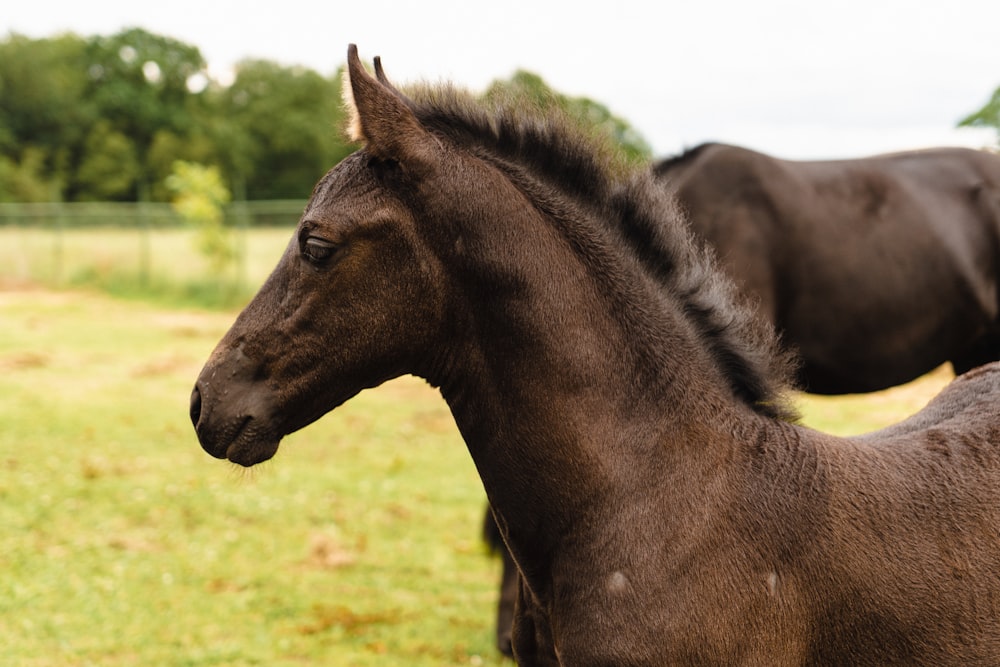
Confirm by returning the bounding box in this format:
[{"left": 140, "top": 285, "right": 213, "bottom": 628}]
[
  {"left": 656, "top": 145, "right": 1000, "bottom": 393},
  {"left": 661, "top": 144, "right": 1000, "bottom": 257}
]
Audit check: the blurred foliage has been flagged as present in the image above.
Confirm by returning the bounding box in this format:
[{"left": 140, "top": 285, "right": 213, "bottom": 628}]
[
  {"left": 216, "top": 60, "right": 352, "bottom": 200},
  {"left": 166, "top": 161, "right": 234, "bottom": 275},
  {"left": 0, "top": 29, "right": 651, "bottom": 203},
  {"left": 0, "top": 148, "right": 60, "bottom": 202},
  {"left": 483, "top": 70, "right": 653, "bottom": 164},
  {"left": 960, "top": 86, "right": 1000, "bottom": 146},
  {"left": 0, "top": 33, "right": 90, "bottom": 202}
]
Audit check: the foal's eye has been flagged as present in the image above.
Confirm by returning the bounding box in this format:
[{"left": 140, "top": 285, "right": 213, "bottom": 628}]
[{"left": 302, "top": 237, "right": 338, "bottom": 266}]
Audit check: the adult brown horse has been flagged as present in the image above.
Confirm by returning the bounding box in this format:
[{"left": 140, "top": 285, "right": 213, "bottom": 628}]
[
  {"left": 192, "top": 46, "right": 1000, "bottom": 665},
  {"left": 653, "top": 142, "right": 1000, "bottom": 395}
]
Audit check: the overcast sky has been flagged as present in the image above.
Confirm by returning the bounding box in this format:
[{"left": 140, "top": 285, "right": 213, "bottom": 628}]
[{"left": 5, "top": 0, "right": 999, "bottom": 159}]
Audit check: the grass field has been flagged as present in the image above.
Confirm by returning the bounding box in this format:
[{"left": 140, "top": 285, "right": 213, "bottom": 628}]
[
  {"left": 0, "top": 229, "right": 956, "bottom": 665},
  {"left": 1, "top": 289, "right": 504, "bottom": 666}
]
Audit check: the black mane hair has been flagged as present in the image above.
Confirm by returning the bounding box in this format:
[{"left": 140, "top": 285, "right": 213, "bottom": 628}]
[{"left": 395, "top": 85, "right": 796, "bottom": 420}]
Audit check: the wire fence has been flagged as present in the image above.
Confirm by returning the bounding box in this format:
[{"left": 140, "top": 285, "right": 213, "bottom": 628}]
[
  {"left": 0, "top": 201, "right": 306, "bottom": 304},
  {"left": 0, "top": 200, "right": 306, "bottom": 228}
]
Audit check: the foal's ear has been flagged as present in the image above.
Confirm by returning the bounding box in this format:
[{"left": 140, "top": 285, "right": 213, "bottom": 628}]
[
  {"left": 373, "top": 56, "right": 398, "bottom": 92},
  {"left": 344, "top": 44, "right": 436, "bottom": 168}
]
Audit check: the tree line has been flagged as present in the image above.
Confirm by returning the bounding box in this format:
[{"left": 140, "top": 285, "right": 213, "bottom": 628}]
[
  {"left": 0, "top": 28, "right": 653, "bottom": 204},
  {"left": 4, "top": 27, "right": 996, "bottom": 205}
]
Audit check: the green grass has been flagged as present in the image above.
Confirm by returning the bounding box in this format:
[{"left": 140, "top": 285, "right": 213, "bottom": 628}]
[
  {"left": 1, "top": 289, "right": 504, "bottom": 666},
  {"left": 0, "top": 282, "right": 954, "bottom": 664}
]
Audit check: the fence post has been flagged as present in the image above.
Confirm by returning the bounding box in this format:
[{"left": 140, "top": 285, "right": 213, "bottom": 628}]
[
  {"left": 232, "top": 176, "right": 249, "bottom": 294},
  {"left": 52, "top": 203, "right": 65, "bottom": 286},
  {"left": 138, "top": 183, "right": 151, "bottom": 288}
]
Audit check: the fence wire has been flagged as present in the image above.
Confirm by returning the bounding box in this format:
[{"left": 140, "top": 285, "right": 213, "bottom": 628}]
[{"left": 0, "top": 201, "right": 306, "bottom": 301}]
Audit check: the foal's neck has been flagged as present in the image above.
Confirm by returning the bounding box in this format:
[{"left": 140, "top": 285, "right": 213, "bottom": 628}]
[{"left": 432, "top": 213, "right": 749, "bottom": 576}]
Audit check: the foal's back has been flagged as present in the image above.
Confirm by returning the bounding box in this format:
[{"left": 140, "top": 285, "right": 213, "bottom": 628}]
[
  {"left": 859, "top": 362, "right": 1000, "bottom": 440},
  {"left": 782, "top": 362, "right": 1000, "bottom": 664}
]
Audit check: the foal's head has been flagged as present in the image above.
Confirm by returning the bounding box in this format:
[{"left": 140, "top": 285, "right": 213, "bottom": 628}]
[{"left": 191, "top": 45, "right": 794, "bottom": 467}]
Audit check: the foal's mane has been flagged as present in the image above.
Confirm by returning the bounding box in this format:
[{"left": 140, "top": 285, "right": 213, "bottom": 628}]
[{"left": 396, "top": 84, "right": 796, "bottom": 420}]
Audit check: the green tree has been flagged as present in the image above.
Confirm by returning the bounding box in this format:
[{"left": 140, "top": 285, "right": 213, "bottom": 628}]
[
  {"left": 74, "top": 121, "right": 141, "bottom": 201},
  {"left": 483, "top": 70, "right": 653, "bottom": 163},
  {"left": 80, "top": 28, "right": 209, "bottom": 199},
  {"left": 0, "top": 31, "right": 655, "bottom": 204},
  {"left": 217, "top": 60, "right": 352, "bottom": 199},
  {"left": 166, "top": 161, "right": 233, "bottom": 275},
  {"left": 0, "top": 148, "right": 60, "bottom": 202},
  {"left": 0, "top": 33, "right": 93, "bottom": 200},
  {"left": 146, "top": 128, "right": 219, "bottom": 201},
  {"left": 960, "top": 86, "right": 1000, "bottom": 146}
]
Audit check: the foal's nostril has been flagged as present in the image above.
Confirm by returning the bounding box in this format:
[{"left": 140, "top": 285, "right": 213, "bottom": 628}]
[{"left": 190, "top": 385, "right": 203, "bottom": 428}]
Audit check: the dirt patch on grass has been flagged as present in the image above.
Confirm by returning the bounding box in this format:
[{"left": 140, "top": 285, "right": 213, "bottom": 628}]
[
  {"left": 0, "top": 350, "right": 50, "bottom": 370},
  {"left": 149, "top": 311, "right": 233, "bottom": 338},
  {"left": 297, "top": 603, "right": 412, "bottom": 636},
  {"left": 130, "top": 354, "right": 201, "bottom": 378},
  {"left": 305, "top": 531, "right": 358, "bottom": 569}
]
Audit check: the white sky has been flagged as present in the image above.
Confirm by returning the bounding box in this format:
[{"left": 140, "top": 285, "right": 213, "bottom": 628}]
[{"left": 5, "top": 0, "right": 999, "bottom": 159}]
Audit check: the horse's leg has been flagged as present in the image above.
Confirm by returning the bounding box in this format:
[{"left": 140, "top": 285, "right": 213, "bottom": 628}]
[
  {"left": 496, "top": 549, "right": 518, "bottom": 657},
  {"left": 483, "top": 505, "right": 517, "bottom": 657}
]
